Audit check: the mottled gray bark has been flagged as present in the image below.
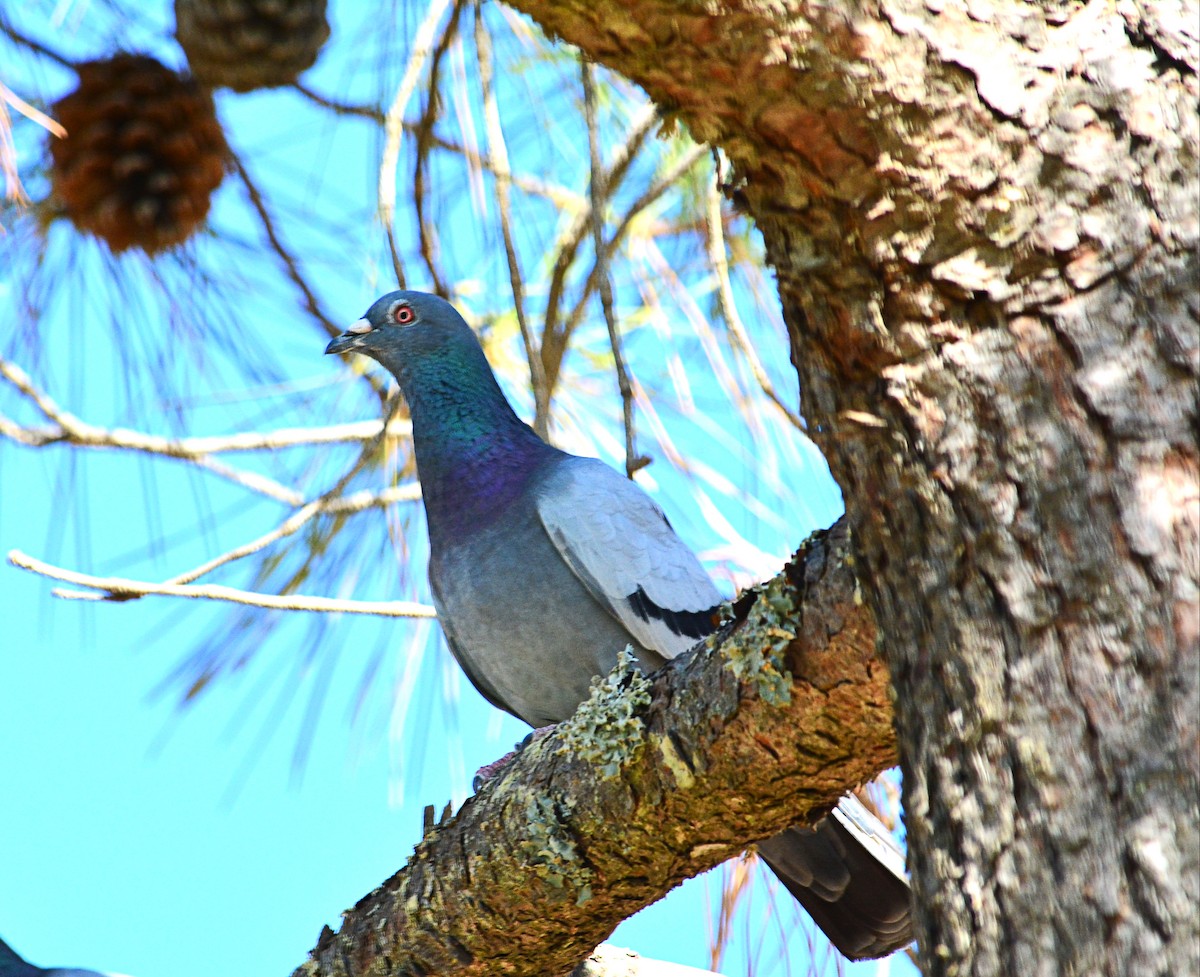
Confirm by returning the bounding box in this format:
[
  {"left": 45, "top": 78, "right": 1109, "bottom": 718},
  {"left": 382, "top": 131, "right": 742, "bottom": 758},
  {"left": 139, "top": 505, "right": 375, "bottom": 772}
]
[
  {"left": 295, "top": 522, "right": 899, "bottom": 976},
  {"left": 490, "top": 1, "right": 1200, "bottom": 975}
]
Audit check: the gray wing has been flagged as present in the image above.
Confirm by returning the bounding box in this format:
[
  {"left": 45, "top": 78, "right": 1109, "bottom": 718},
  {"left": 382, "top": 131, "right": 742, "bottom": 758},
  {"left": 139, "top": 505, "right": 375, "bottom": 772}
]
[{"left": 536, "top": 457, "right": 723, "bottom": 660}]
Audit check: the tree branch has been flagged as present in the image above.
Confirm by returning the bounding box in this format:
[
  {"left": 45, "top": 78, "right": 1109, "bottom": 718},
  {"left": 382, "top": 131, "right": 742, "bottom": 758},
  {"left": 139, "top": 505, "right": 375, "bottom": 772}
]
[
  {"left": 293, "top": 517, "right": 896, "bottom": 977},
  {"left": 582, "top": 59, "right": 644, "bottom": 478},
  {"left": 378, "top": 0, "right": 457, "bottom": 288},
  {"left": 161, "top": 485, "right": 418, "bottom": 588},
  {"left": 7, "top": 549, "right": 437, "bottom": 618},
  {"left": 703, "top": 170, "right": 805, "bottom": 432},
  {"left": 476, "top": 6, "right": 549, "bottom": 437},
  {"left": 0, "top": 356, "right": 415, "bottom": 504},
  {"left": 230, "top": 153, "right": 346, "bottom": 342},
  {"left": 539, "top": 102, "right": 659, "bottom": 401},
  {"left": 410, "top": 0, "right": 468, "bottom": 298},
  {"left": 545, "top": 143, "right": 708, "bottom": 395}
]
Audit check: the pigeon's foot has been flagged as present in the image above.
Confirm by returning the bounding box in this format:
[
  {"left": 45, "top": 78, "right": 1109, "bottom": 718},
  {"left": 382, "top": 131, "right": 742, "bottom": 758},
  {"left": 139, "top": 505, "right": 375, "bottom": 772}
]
[{"left": 472, "top": 725, "right": 557, "bottom": 791}]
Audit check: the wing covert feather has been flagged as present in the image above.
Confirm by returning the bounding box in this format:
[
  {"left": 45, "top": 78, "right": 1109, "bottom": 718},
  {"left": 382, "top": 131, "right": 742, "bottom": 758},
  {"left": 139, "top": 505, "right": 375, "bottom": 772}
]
[{"left": 536, "top": 458, "right": 722, "bottom": 659}]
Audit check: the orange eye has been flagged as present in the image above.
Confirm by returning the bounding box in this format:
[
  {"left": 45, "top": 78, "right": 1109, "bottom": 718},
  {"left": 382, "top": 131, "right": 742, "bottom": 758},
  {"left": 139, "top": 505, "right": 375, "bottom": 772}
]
[{"left": 393, "top": 304, "right": 414, "bottom": 324}]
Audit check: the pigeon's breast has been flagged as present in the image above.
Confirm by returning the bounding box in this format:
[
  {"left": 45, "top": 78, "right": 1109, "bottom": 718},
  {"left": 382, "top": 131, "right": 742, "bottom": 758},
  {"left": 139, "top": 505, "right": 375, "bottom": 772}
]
[{"left": 428, "top": 498, "right": 663, "bottom": 728}]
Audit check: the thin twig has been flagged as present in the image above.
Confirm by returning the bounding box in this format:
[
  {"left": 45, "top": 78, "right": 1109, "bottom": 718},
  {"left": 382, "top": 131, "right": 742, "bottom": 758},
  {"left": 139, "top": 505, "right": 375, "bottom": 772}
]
[
  {"left": 173, "top": 391, "right": 409, "bottom": 609},
  {"left": 8, "top": 550, "right": 437, "bottom": 618},
  {"left": 0, "top": 359, "right": 301, "bottom": 504},
  {"left": 476, "top": 5, "right": 549, "bottom": 438},
  {"left": 4, "top": 353, "right": 422, "bottom": 610},
  {"left": 411, "top": 0, "right": 466, "bottom": 297},
  {"left": 704, "top": 172, "right": 805, "bottom": 431},
  {"left": 582, "top": 60, "right": 644, "bottom": 478},
  {"left": 0, "top": 18, "right": 75, "bottom": 68},
  {"left": 229, "top": 153, "right": 343, "bottom": 340},
  {"left": 0, "top": 411, "right": 411, "bottom": 453},
  {"left": 293, "top": 82, "right": 386, "bottom": 122},
  {"left": 166, "top": 483, "right": 418, "bottom": 588},
  {"left": 0, "top": 359, "right": 413, "bottom": 449},
  {"left": 540, "top": 103, "right": 659, "bottom": 396},
  {"left": 550, "top": 142, "right": 710, "bottom": 390},
  {"left": 378, "top": 0, "right": 457, "bottom": 288},
  {"left": 0, "top": 358, "right": 414, "bottom": 501}
]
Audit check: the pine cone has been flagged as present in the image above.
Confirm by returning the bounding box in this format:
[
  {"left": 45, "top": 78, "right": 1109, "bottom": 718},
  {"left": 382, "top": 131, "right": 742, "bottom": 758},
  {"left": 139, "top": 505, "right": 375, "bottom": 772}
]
[
  {"left": 50, "top": 54, "right": 228, "bottom": 255},
  {"left": 175, "top": 0, "right": 330, "bottom": 92}
]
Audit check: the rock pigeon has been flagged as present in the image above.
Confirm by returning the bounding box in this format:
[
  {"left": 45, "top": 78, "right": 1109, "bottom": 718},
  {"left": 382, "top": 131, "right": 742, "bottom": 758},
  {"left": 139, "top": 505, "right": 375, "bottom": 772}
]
[
  {"left": 0, "top": 937, "right": 131, "bottom": 977},
  {"left": 326, "top": 290, "right": 914, "bottom": 959}
]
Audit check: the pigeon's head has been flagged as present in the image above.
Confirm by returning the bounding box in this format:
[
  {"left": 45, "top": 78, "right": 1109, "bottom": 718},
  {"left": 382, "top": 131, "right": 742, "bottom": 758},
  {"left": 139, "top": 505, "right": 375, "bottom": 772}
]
[{"left": 325, "top": 290, "right": 477, "bottom": 377}]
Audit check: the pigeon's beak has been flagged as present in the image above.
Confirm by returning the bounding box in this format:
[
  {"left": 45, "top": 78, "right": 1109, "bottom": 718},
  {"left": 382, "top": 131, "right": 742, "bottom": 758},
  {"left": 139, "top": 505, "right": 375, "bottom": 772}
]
[{"left": 325, "top": 317, "right": 375, "bottom": 355}]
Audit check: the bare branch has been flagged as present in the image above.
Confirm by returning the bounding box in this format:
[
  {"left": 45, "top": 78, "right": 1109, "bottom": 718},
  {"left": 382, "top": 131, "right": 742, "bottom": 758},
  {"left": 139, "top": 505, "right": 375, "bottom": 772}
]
[
  {"left": 293, "top": 82, "right": 386, "bottom": 122},
  {"left": 412, "top": 0, "right": 467, "bottom": 297},
  {"left": 378, "top": 0, "right": 458, "bottom": 288},
  {"left": 230, "top": 153, "right": 346, "bottom": 342},
  {"left": 540, "top": 103, "right": 659, "bottom": 396},
  {"left": 7, "top": 550, "right": 437, "bottom": 618},
  {"left": 6, "top": 349, "right": 422, "bottom": 619},
  {"left": 582, "top": 60, "right": 644, "bottom": 478},
  {"left": 0, "top": 18, "right": 75, "bottom": 68},
  {"left": 166, "top": 483, "right": 419, "bottom": 588},
  {"left": 704, "top": 172, "right": 805, "bottom": 431},
  {"left": 0, "top": 358, "right": 303, "bottom": 504},
  {"left": 0, "top": 358, "right": 416, "bottom": 503},
  {"left": 156, "top": 418, "right": 414, "bottom": 453},
  {"left": 550, "top": 143, "right": 709, "bottom": 385},
  {"left": 0, "top": 410, "right": 411, "bottom": 453},
  {"left": 476, "top": 6, "right": 550, "bottom": 437}
]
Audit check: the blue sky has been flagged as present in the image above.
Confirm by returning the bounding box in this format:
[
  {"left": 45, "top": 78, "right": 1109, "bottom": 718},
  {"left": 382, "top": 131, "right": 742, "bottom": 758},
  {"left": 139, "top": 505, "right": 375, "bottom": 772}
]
[{"left": 0, "top": 4, "right": 915, "bottom": 976}]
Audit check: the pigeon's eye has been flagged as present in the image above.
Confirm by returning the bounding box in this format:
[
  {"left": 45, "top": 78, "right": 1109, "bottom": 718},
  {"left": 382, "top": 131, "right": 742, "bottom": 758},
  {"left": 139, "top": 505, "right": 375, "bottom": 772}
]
[{"left": 393, "top": 304, "right": 415, "bottom": 325}]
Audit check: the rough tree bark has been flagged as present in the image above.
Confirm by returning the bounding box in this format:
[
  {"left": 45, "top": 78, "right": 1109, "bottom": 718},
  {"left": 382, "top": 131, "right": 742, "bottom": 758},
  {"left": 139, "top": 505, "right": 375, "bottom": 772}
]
[
  {"left": 491, "top": 1, "right": 1200, "bottom": 975},
  {"left": 296, "top": 521, "right": 898, "bottom": 975}
]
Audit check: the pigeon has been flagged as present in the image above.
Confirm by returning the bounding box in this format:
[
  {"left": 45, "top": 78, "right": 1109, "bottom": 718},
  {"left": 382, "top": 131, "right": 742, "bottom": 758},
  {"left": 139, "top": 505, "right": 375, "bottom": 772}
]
[
  {"left": 0, "top": 937, "right": 131, "bottom": 977},
  {"left": 327, "top": 290, "right": 914, "bottom": 959}
]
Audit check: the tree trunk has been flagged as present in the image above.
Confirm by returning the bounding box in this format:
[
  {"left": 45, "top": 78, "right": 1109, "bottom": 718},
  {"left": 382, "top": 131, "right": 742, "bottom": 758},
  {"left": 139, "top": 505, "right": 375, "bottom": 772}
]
[{"left": 501, "top": 1, "right": 1199, "bottom": 974}]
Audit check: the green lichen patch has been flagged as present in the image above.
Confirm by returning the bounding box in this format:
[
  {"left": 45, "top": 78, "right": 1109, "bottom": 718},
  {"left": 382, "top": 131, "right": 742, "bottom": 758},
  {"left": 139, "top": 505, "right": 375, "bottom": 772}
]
[
  {"left": 556, "top": 646, "right": 652, "bottom": 778},
  {"left": 515, "top": 790, "right": 594, "bottom": 902},
  {"left": 722, "top": 575, "right": 796, "bottom": 707}
]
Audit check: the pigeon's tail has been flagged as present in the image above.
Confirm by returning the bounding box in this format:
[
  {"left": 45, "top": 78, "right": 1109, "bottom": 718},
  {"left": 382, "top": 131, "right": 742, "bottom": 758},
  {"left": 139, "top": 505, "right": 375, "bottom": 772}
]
[{"left": 757, "top": 793, "right": 914, "bottom": 960}]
